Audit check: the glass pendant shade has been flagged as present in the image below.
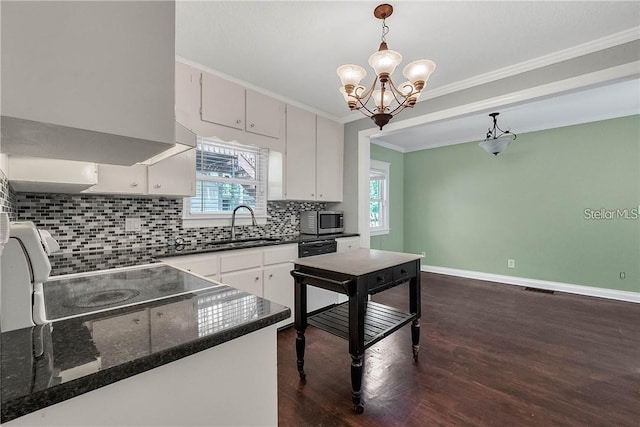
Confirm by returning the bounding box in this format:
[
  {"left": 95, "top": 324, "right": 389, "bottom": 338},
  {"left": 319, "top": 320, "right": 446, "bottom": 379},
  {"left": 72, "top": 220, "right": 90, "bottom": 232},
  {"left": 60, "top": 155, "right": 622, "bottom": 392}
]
[
  {"left": 336, "top": 64, "right": 367, "bottom": 88},
  {"left": 402, "top": 60, "right": 436, "bottom": 86},
  {"left": 479, "top": 134, "right": 515, "bottom": 156},
  {"left": 368, "top": 49, "right": 402, "bottom": 77},
  {"left": 372, "top": 89, "right": 393, "bottom": 111}
]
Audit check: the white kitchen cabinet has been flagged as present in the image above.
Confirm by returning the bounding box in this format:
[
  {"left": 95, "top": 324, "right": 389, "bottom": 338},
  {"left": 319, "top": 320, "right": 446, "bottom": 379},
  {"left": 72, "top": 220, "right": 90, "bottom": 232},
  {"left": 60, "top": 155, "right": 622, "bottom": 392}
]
[
  {"left": 199, "top": 70, "right": 285, "bottom": 142},
  {"left": 88, "top": 164, "right": 148, "bottom": 195},
  {"left": 285, "top": 106, "right": 317, "bottom": 200},
  {"left": 85, "top": 149, "right": 196, "bottom": 197},
  {"left": 150, "top": 299, "right": 199, "bottom": 353},
  {"left": 285, "top": 107, "right": 344, "bottom": 202},
  {"left": 148, "top": 149, "right": 196, "bottom": 196},
  {"left": 263, "top": 263, "right": 294, "bottom": 328},
  {"left": 316, "top": 116, "right": 344, "bottom": 201},
  {"left": 7, "top": 156, "right": 97, "bottom": 193},
  {"left": 336, "top": 236, "right": 360, "bottom": 253},
  {"left": 175, "top": 61, "right": 201, "bottom": 134},
  {"left": 1, "top": 1, "right": 176, "bottom": 165},
  {"left": 160, "top": 253, "right": 219, "bottom": 280},
  {"left": 201, "top": 72, "right": 245, "bottom": 131},
  {"left": 220, "top": 268, "right": 263, "bottom": 297},
  {"left": 246, "top": 90, "right": 283, "bottom": 139}
]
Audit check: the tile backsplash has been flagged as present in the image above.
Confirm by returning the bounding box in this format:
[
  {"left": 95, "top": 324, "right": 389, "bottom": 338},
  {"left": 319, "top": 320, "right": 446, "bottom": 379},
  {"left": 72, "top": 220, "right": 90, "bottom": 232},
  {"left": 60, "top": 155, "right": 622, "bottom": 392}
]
[
  {"left": 15, "top": 193, "right": 325, "bottom": 253},
  {"left": 0, "top": 170, "right": 17, "bottom": 220}
]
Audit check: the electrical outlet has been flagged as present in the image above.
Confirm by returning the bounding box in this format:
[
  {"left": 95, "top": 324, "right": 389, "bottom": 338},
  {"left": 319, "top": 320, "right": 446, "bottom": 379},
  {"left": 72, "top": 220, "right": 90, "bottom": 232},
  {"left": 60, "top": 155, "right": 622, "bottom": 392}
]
[
  {"left": 620, "top": 272, "right": 626, "bottom": 280},
  {"left": 421, "top": 251, "right": 426, "bottom": 257},
  {"left": 507, "top": 259, "right": 515, "bottom": 269},
  {"left": 125, "top": 218, "right": 142, "bottom": 232},
  {"left": 290, "top": 216, "right": 296, "bottom": 225}
]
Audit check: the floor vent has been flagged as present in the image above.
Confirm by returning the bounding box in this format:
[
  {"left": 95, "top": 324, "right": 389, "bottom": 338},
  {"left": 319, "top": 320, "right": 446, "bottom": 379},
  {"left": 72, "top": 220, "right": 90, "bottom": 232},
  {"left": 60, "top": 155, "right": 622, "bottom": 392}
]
[{"left": 524, "top": 287, "right": 555, "bottom": 295}]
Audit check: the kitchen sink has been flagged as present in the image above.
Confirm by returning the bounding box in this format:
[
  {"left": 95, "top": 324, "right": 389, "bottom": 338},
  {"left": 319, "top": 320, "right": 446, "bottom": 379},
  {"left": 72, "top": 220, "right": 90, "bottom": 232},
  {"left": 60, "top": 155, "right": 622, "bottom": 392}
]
[{"left": 205, "top": 237, "right": 281, "bottom": 249}]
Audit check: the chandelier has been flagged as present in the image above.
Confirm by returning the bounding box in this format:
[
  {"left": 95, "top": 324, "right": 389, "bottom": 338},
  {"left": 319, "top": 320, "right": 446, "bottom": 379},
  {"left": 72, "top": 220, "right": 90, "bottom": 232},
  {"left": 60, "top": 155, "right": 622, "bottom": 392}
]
[
  {"left": 336, "top": 4, "right": 436, "bottom": 130},
  {"left": 479, "top": 113, "right": 517, "bottom": 156}
]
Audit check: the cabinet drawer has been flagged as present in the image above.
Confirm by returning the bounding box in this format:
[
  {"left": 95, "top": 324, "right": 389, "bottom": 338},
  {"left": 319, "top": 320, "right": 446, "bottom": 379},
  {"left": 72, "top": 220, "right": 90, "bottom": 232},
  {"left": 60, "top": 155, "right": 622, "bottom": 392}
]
[
  {"left": 367, "top": 269, "right": 393, "bottom": 292},
  {"left": 161, "top": 254, "right": 218, "bottom": 277},
  {"left": 393, "top": 262, "right": 417, "bottom": 284},
  {"left": 263, "top": 244, "right": 298, "bottom": 266},
  {"left": 220, "top": 249, "right": 262, "bottom": 273}
]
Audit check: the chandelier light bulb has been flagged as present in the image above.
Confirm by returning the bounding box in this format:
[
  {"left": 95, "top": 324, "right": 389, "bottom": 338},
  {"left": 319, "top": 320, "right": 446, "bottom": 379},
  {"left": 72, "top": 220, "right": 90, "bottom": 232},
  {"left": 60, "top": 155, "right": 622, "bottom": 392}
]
[{"left": 372, "top": 89, "right": 393, "bottom": 112}]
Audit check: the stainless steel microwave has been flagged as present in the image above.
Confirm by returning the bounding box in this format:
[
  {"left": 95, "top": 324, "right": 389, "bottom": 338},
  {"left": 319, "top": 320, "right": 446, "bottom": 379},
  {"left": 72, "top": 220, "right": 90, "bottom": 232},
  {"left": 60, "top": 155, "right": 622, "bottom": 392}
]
[{"left": 300, "top": 211, "right": 344, "bottom": 235}]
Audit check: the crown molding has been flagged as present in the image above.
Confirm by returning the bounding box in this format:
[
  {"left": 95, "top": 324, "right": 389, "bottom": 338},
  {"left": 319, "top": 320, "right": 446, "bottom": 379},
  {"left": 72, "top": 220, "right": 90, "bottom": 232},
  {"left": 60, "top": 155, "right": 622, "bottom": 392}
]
[
  {"left": 370, "top": 140, "right": 407, "bottom": 153},
  {"left": 339, "top": 26, "right": 640, "bottom": 124}
]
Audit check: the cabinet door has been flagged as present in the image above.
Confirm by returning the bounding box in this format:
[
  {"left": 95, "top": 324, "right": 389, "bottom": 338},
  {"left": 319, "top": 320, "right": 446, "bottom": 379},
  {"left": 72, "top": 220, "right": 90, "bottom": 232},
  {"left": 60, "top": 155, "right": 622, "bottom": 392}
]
[
  {"left": 175, "top": 62, "right": 201, "bottom": 131},
  {"left": 285, "top": 106, "right": 316, "bottom": 200},
  {"left": 316, "top": 116, "right": 344, "bottom": 202},
  {"left": 220, "top": 268, "right": 263, "bottom": 297},
  {"left": 201, "top": 72, "right": 245, "bottom": 130},
  {"left": 91, "top": 310, "right": 150, "bottom": 369},
  {"left": 263, "top": 263, "right": 294, "bottom": 328},
  {"left": 89, "top": 164, "right": 147, "bottom": 194},
  {"left": 245, "top": 90, "right": 283, "bottom": 139},
  {"left": 150, "top": 299, "right": 199, "bottom": 353},
  {"left": 161, "top": 254, "right": 219, "bottom": 277},
  {"left": 147, "top": 148, "right": 196, "bottom": 196},
  {"left": 336, "top": 236, "right": 360, "bottom": 252}
]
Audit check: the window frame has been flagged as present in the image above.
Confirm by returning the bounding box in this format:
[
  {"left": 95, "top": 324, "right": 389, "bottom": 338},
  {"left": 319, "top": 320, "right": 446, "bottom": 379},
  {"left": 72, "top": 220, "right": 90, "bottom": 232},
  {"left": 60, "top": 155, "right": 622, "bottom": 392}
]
[
  {"left": 182, "top": 137, "right": 269, "bottom": 228},
  {"left": 369, "top": 159, "right": 390, "bottom": 236}
]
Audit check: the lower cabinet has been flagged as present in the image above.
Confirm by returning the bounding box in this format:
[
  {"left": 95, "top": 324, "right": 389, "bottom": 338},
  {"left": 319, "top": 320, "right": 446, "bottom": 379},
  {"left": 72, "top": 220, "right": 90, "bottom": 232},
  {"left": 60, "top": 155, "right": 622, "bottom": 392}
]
[
  {"left": 161, "top": 243, "right": 298, "bottom": 329},
  {"left": 263, "top": 262, "right": 294, "bottom": 328},
  {"left": 220, "top": 268, "right": 263, "bottom": 297}
]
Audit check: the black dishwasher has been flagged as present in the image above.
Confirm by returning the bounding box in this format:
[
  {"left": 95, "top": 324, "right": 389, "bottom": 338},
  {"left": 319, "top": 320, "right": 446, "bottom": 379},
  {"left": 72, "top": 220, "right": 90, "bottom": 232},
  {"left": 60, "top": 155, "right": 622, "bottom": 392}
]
[{"left": 298, "top": 239, "right": 337, "bottom": 258}]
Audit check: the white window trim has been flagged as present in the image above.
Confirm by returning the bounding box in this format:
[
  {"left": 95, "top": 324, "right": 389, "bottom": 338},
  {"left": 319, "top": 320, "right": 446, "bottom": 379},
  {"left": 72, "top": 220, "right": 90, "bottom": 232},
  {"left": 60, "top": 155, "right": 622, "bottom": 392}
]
[
  {"left": 370, "top": 159, "right": 390, "bottom": 235},
  {"left": 182, "top": 137, "right": 268, "bottom": 228}
]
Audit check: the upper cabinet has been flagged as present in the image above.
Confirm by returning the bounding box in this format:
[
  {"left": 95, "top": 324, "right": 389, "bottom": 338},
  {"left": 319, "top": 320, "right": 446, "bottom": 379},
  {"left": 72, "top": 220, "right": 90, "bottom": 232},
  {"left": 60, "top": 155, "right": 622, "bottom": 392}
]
[
  {"left": 176, "top": 62, "right": 286, "bottom": 152},
  {"left": 0, "top": 2, "right": 176, "bottom": 166},
  {"left": 285, "top": 107, "right": 344, "bottom": 202}
]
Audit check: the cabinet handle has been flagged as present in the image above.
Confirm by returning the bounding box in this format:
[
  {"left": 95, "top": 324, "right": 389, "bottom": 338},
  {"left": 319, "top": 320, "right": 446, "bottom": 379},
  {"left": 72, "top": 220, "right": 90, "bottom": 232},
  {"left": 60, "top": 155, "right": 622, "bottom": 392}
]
[
  {"left": 131, "top": 182, "right": 138, "bottom": 187},
  {"left": 157, "top": 312, "right": 164, "bottom": 318},
  {"left": 319, "top": 194, "right": 323, "bottom": 198},
  {"left": 154, "top": 184, "right": 162, "bottom": 189},
  {"left": 311, "top": 193, "right": 314, "bottom": 197},
  {"left": 236, "top": 119, "right": 242, "bottom": 124},
  {"left": 133, "top": 318, "right": 140, "bottom": 324},
  {"left": 255, "top": 276, "right": 260, "bottom": 281},
  {"left": 250, "top": 123, "right": 255, "bottom": 128},
  {"left": 401, "top": 269, "right": 407, "bottom": 275},
  {"left": 377, "top": 276, "right": 384, "bottom": 282},
  {"left": 268, "top": 274, "right": 273, "bottom": 279}
]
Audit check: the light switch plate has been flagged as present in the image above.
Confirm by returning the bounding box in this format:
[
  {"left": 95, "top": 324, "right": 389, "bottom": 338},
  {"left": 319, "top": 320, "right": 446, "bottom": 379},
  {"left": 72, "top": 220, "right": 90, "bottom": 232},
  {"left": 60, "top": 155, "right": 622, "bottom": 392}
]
[{"left": 125, "top": 218, "right": 142, "bottom": 232}]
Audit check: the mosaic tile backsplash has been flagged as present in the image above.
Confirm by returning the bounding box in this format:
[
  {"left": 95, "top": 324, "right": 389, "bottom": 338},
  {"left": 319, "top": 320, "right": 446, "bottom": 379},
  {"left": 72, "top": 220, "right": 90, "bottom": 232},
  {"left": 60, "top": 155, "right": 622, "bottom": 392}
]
[
  {"left": 16, "top": 193, "right": 325, "bottom": 254},
  {"left": 0, "top": 170, "right": 17, "bottom": 220}
]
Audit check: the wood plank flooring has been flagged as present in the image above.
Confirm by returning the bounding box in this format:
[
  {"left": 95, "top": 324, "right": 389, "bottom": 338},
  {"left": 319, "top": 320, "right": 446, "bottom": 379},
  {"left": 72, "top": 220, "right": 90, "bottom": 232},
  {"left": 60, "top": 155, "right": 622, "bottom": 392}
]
[{"left": 277, "top": 272, "right": 640, "bottom": 426}]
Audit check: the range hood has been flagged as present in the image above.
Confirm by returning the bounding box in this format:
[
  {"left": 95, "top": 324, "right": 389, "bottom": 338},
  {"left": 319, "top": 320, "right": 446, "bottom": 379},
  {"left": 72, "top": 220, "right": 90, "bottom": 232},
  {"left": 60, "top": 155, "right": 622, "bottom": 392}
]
[{"left": 0, "top": 116, "right": 195, "bottom": 166}]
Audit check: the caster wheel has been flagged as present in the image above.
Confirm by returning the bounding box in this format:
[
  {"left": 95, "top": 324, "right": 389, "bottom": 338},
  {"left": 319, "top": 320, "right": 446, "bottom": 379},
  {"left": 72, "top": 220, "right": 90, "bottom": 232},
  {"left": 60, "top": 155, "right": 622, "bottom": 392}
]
[{"left": 353, "top": 404, "right": 364, "bottom": 414}]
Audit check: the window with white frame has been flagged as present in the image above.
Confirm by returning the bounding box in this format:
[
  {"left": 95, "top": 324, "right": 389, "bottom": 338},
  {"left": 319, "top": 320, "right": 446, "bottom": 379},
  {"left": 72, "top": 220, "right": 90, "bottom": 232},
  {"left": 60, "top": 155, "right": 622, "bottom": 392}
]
[
  {"left": 370, "top": 160, "right": 390, "bottom": 235},
  {"left": 183, "top": 137, "right": 268, "bottom": 225}
]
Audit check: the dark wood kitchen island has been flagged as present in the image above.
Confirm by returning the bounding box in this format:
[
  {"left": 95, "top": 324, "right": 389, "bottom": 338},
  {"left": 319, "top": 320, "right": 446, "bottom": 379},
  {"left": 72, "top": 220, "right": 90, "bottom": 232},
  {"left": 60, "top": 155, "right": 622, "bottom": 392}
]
[{"left": 291, "top": 248, "right": 422, "bottom": 413}]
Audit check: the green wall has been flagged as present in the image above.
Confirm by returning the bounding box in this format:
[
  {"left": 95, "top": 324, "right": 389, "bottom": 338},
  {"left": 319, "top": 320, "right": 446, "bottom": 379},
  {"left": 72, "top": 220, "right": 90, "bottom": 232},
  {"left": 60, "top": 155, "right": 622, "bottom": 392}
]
[
  {"left": 404, "top": 115, "right": 640, "bottom": 293},
  {"left": 370, "top": 143, "right": 404, "bottom": 252}
]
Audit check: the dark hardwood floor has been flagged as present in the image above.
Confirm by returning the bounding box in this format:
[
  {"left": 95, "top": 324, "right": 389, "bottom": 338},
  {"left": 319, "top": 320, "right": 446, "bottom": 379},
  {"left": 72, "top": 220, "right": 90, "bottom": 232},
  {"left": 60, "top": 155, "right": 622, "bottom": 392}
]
[{"left": 277, "top": 272, "right": 640, "bottom": 426}]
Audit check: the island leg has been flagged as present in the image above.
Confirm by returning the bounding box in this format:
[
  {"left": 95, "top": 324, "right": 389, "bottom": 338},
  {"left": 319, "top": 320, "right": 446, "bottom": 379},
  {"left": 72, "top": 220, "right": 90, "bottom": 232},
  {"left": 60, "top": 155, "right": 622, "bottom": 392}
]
[
  {"left": 293, "top": 272, "right": 308, "bottom": 379},
  {"left": 409, "top": 261, "right": 422, "bottom": 361},
  {"left": 348, "top": 277, "right": 366, "bottom": 413}
]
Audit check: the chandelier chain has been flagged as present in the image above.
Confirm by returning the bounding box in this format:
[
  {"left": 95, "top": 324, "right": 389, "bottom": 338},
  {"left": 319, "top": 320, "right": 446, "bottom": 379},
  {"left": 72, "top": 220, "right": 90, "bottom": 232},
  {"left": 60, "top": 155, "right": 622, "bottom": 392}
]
[{"left": 381, "top": 18, "right": 389, "bottom": 43}]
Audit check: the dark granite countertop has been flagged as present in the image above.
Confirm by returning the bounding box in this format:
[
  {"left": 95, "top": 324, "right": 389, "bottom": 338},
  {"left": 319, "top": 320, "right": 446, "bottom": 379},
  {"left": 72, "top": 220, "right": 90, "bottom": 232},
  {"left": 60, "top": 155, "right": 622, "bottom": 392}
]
[
  {"left": 1, "top": 270, "right": 290, "bottom": 423},
  {"left": 48, "top": 232, "right": 359, "bottom": 275}
]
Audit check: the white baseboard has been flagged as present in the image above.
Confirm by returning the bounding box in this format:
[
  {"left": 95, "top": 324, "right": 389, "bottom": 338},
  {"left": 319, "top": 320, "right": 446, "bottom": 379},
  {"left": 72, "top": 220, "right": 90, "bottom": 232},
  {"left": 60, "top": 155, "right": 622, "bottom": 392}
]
[{"left": 422, "top": 265, "right": 640, "bottom": 304}]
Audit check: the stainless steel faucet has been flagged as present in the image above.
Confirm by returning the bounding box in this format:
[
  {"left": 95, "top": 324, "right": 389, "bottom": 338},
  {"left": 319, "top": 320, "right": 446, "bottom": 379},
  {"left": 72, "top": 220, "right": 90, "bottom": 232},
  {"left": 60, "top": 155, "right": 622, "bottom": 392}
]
[{"left": 230, "top": 204, "right": 257, "bottom": 240}]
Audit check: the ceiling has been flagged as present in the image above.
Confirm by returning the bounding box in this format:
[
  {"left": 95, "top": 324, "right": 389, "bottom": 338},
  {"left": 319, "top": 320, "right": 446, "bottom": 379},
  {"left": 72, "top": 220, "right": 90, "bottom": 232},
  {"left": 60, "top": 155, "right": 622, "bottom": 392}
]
[{"left": 176, "top": 1, "right": 640, "bottom": 150}]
